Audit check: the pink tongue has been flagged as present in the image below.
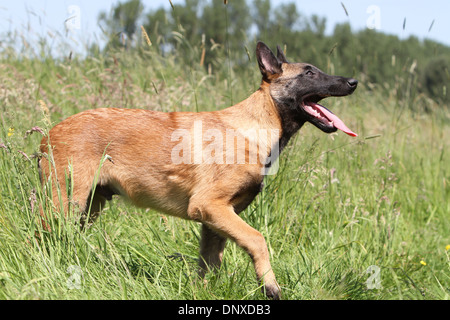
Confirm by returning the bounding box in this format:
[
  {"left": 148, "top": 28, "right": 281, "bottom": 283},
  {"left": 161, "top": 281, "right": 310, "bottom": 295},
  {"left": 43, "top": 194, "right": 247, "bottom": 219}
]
[{"left": 313, "top": 103, "right": 358, "bottom": 137}]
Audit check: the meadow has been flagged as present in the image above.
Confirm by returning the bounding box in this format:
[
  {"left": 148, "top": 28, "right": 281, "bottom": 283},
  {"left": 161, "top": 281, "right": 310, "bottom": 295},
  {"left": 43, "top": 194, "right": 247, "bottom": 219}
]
[{"left": 0, "top": 37, "right": 449, "bottom": 300}]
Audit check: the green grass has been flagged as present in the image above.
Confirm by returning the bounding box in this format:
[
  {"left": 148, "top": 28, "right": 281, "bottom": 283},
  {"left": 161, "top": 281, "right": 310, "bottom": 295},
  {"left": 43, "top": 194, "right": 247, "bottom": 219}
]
[{"left": 0, "top": 41, "right": 449, "bottom": 300}]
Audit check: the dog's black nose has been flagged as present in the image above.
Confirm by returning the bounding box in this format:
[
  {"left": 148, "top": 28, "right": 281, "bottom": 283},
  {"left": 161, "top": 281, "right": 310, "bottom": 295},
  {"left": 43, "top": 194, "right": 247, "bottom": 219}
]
[{"left": 347, "top": 78, "right": 358, "bottom": 88}]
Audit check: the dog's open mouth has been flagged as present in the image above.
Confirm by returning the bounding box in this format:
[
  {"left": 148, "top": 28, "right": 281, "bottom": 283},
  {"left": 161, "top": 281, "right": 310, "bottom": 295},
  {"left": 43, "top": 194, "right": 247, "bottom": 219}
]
[{"left": 302, "top": 99, "right": 357, "bottom": 137}]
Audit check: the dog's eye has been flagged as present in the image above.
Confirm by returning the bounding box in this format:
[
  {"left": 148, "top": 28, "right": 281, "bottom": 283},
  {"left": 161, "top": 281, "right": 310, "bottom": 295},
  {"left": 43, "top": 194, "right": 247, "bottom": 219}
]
[{"left": 305, "top": 70, "right": 314, "bottom": 76}]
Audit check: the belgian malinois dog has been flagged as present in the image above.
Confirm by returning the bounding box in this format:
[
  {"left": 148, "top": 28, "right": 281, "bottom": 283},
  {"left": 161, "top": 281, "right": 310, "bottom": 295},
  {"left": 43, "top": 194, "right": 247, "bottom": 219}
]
[{"left": 39, "top": 42, "right": 358, "bottom": 299}]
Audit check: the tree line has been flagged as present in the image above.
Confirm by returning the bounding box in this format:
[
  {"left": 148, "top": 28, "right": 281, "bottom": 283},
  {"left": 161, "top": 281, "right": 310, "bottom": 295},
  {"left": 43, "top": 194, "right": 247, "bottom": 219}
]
[{"left": 96, "top": 0, "right": 450, "bottom": 105}]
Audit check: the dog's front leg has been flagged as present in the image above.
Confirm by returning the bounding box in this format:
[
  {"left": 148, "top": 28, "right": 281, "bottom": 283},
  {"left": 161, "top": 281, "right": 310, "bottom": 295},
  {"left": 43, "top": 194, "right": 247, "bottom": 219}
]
[{"left": 189, "top": 202, "right": 281, "bottom": 300}]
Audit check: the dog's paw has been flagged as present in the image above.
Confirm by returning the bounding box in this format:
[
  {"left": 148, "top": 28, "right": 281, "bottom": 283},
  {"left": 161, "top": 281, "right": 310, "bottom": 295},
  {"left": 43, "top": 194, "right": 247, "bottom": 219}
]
[{"left": 263, "top": 282, "right": 281, "bottom": 300}]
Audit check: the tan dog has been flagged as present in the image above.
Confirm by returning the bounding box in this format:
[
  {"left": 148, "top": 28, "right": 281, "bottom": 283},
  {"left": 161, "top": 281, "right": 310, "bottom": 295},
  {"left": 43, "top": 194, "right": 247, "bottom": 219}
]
[{"left": 39, "top": 42, "right": 358, "bottom": 299}]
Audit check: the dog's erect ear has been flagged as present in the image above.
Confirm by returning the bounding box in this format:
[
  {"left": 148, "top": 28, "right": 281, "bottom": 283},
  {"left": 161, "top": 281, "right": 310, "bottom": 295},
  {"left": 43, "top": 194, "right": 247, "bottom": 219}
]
[
  {"left": 276, "top": 45, "right": 289, "bottom": 63},
  {"left": 256, "top": 42, "right": 282, "bottom": 79}
]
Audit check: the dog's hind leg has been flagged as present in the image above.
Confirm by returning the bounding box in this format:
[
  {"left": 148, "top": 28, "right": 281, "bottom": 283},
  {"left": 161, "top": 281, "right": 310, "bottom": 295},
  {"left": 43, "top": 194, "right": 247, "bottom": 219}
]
[
  {"left": 39, "top": 157, "right": 106, "bottom": 229},
  {"left": 198, "top": 224, "right": 227, "bottom": 277}
]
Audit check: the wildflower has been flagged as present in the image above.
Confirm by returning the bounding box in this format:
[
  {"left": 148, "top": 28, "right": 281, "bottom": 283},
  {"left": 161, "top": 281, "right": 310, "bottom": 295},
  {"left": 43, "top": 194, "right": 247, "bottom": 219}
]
[
  {"left": 18, "top": 150, "right": 30, "bottom": 161},
  {"left": 0, "top": 142, "right": 8, "bottom": 153},
  {"left": 141, "top": 26, "right": 152, "bottom": 47},
  {"left": 420, "top": 260, "right": 427, "bottom": 266},
  {"left": 38, "top": 100, "right": 49, "bottom": 114},
  {"left": 38, "top": 100, "right": 51, "bottom": 127},
  {"left": 446, "top": 245, "right": 450, "bottom": 251},
  {"left": 24, "top": 126, "right": 45, "bottom": 138}
]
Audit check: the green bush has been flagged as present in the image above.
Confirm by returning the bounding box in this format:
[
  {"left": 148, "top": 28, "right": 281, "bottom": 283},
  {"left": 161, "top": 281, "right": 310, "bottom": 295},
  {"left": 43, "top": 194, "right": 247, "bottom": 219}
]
[{"left": 421, "top": 56, "right": 450, "bottom": 104}]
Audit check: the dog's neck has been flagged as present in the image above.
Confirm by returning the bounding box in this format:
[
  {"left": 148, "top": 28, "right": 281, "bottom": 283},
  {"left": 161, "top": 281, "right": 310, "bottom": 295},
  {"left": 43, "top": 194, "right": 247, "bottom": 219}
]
[
  {"left": 255, "top": 81, "right": 306, "bottom": 153},
  {"left": 220, "top": 81, "right": 305, "bottom": 171}
]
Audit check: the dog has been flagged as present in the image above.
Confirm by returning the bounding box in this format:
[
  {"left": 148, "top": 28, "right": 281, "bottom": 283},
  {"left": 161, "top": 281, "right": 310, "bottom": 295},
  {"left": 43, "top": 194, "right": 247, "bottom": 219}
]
[{"left": 38, "top": 42, "right": 358, "bottom": 299}]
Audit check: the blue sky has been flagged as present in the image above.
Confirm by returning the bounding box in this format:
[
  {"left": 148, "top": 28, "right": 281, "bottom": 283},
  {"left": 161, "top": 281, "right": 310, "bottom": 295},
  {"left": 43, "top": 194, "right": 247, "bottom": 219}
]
[{"left": 1, "top": 0, "right": 449, "bottom": 54}]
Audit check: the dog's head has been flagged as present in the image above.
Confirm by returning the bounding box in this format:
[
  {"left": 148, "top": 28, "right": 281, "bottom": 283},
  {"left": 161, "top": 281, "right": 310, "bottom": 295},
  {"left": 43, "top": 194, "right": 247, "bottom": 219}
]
[{"left": 256, "top": 41, "right": 358, "bottom": 137}]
